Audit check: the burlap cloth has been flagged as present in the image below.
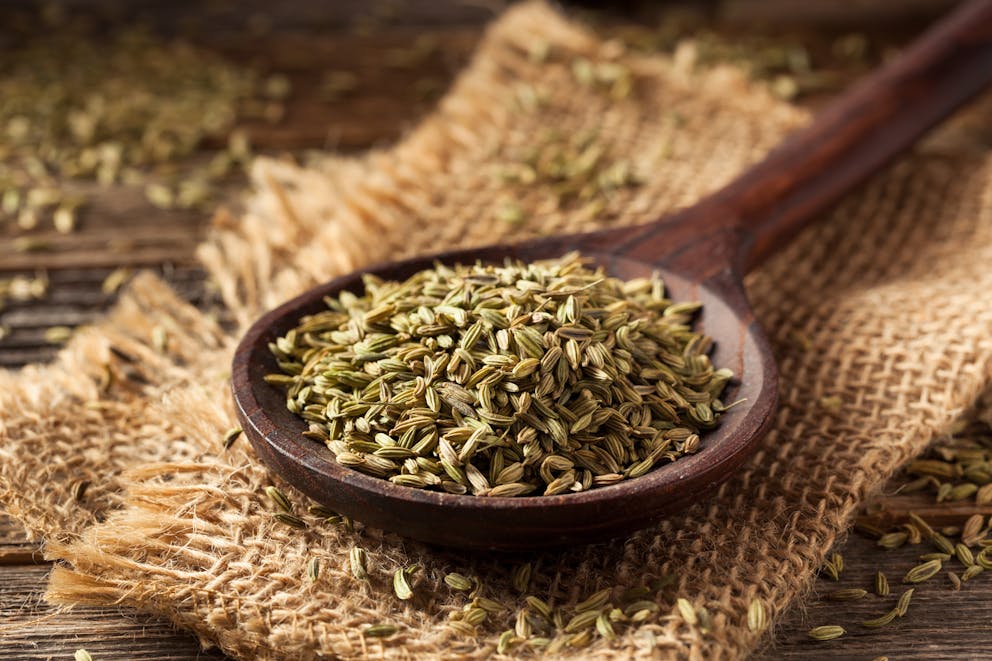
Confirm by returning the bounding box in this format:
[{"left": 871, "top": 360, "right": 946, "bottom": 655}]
[{"left": 3, "top": 3, "right": 992, "bottom": 659}]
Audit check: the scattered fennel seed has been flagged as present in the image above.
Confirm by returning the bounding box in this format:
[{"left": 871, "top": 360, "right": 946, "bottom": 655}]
[{"left": 807, "top": 625, "right": 845, "bottom": 641}]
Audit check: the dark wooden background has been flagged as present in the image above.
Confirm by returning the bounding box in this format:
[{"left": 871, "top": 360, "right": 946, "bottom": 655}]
[{"left": 2, "top": 1, "right": 986, "bottom": 659}]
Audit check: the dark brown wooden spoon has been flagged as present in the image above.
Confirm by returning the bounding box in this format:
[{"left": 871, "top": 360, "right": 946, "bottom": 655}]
[{"left": 232, "top": 1, "right": 992, "bottom": 551}]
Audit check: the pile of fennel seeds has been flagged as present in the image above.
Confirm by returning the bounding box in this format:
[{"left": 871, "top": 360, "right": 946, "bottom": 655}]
[{"left": 266, "top": 252, "right": 734, "bottom": 497}]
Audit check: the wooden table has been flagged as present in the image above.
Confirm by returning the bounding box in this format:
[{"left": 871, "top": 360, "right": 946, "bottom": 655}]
[{"left": 2, "top": 2, "right": 985, "bottom": 659}]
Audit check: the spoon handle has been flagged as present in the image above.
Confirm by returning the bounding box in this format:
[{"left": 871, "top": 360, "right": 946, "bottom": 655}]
[
  {"left": 728, "top": 0, "right": 992, "bottom": 272},
  {"left": 602, "top": 0, "right": 992, "bottom": 279}
]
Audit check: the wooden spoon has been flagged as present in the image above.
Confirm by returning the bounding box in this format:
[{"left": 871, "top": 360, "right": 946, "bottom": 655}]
[{"left": 232, "top": 1, "right": 992, "bottom": 550}]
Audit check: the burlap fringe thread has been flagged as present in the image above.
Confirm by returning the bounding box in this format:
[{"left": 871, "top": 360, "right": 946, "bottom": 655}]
[{"left": 2, "top": 2, "right": 992, "bottom": 659}]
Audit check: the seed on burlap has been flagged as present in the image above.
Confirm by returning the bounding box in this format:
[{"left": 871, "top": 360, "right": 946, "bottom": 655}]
[
  {"left": 496, "top": 201, "right": 525, "bottom": 224},
  {"left": 525, "top": 595, "right": 553, "bottom": 620},
  {"left": 696, "top": 605, "right": 713, "bottom": 634},
  {"left": 393, "top": 568, "right": 414, "bottom": 600},
  {"left": 467, "top": 575, "right": 483, "bottom": 599},
  {"left": 564, "top": 610, "right": 600, "bottom": 633},
  {"left": 575, "top": 588, "right": 611, "bottom": 613},
  {"left": 567, "top": 629, "right": 593, "bottom": 648},
  {"left": 71, "top": 480, "right": 90, "bottom": 502},
  {"left": 623, "top": 600, "right": 659, "bottom": 619},
  {"left": 307, "top": 504, "right": 337, "bottom": 518},
  {"left": 609, "top": 606, "right": 626, "bottom": 622},
  {"left": 364, "top": 624, "right": 397, "bottom": 638},
  {"left": 819, "top": 395, "right": 841, "bottom": 410},
  {"left": 552, "top": 607, "right": 566, "bottom": 630},
  {"left": 307, "top": 557, "right": 320, "bottom": 582},
  {"left": 807, "top": 625, "right": 845, "bottom": 640},
  {"left": 543, "top": 635, "right": 567, "bottom": 654},
  {"left": 264, "top": 486, "right": 292, "bottom": 514},
  {"left": 512, "top": 563, "right": 532, "bottom": 592},
  {"left": 447, "top": 620, "right": 477, "bottom": 636},
  {"left": 497, "top": 630, "right": 519, "bottom": 653},
  {"left": 676, "top": 598, "right": 697, "bottom": 625},
  {"left": 74, "top": 651, "right": 93, "bottom": 661},
  {"left": 747, "top": 599, "right": 767, "bottom": 632},
  {"left": 464, "top": 608, "right": 488, "bottom": 626},
  {"left": 273, "top": 513, "right": 306, "bottom": 529},
  {"left": 474, "top": 597, "right": 505, "bottom": 613},
  {"left": 515, "top": 609, "right": 535, "bottom": 638},
  {"left": 596, "top": 611, "right": 616, "bottom": 639},
  {"left": 222, "top": 427, "right": 243, "bottom": 450},
  {"left": 350, "top": 547, "right": 368, "bottom": 580},
  {"left": 445, "top": 572, "right": 474, "bottom": 591},
  {"left": 152, "top": 326, "right": 168, "bottom": 353}
]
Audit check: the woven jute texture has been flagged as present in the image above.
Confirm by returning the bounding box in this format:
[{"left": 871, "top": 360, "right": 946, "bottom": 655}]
[{"left": 3, "top": 3, "right": 992, "bottom": 659}]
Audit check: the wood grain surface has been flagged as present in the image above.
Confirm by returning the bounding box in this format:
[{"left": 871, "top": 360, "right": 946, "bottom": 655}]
[
  {"left": 2, "top": 2, "right": 989, "bottom": 660},
  {"left": 2, "top": 566, "right": 226, "bottom": 661}
]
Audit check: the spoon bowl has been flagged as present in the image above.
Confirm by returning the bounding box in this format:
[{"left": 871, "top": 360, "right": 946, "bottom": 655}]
[
  {"left": 232, "top": 1, "right": 992, "bottom": 550},
  {"left": 232, "top": 238, "right": 777, "bottom": 549}
]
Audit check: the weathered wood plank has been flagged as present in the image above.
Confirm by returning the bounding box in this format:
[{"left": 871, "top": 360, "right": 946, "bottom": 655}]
[
  {"left": 860, "top": 495, "right": 992, "bottom": 529},
  {"left": 0, "top": 265, "right": 213, "bottom": 366},
  {"left": 0, "top": 0, "right": 503, "bottom": 33},
  {"left": 0, "top": 566, "right": 227, "bottom": 661},
  {"left": 205, "top": 30, "right": 482, "bottom": 150},
  {"left": 0, "top": 179, "right": 209, "bottom": 273},
  {"left": 0, "top": 27, "right": 478, "bottom": 370},
  {"left": 0, "top": 516, "right": 42, "bottom": 566},
  {"left": 758, "top": 533, "right": 992, "bottom": 660},
  {"left": 720, "top": 0, "right": 958, "bottom": 27}
]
